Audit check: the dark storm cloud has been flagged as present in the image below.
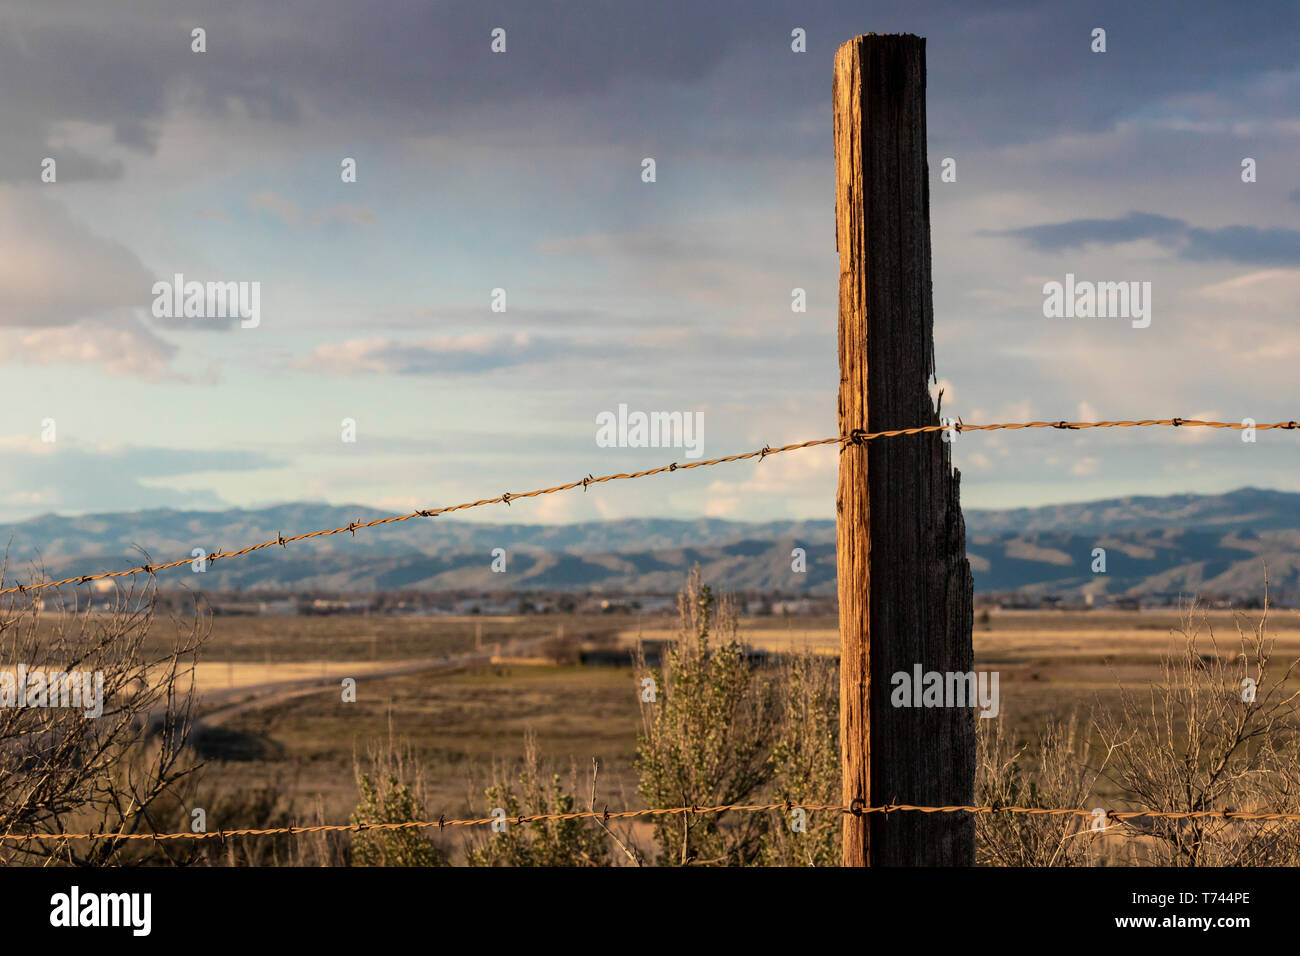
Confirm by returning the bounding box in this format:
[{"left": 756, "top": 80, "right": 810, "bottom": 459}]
[
  {"left": 1181, "top": 226, "right": 1300, "bottom": 267},
  {"left": 0, "top": 0, "right": 1294, "bottom": 179},
  {"left": 0, "top": 0, "right": 763, "bottom": 164},
  {"left": 988, "top": 211, "right": 1300, "bottom": 267},
  {"left": 988, "top": 212, "right": 1187, "bottom": 251}
]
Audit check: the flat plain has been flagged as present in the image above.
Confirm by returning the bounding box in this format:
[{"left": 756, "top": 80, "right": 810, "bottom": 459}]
[{"left": 127, "top": 606, "right": 1300, "bottom": 846}]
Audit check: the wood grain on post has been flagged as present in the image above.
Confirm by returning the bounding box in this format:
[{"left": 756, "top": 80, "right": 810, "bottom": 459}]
[{"left": 834, "top": 33, "right": 975, "bottom": 867}]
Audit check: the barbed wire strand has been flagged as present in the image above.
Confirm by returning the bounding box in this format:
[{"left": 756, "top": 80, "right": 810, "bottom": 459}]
[
  {"left": 1, "top": 417, "right": 1294, "bottom": 599},
  {"left": 8, "top": 801, "right": 1300, "bottom": 843}
]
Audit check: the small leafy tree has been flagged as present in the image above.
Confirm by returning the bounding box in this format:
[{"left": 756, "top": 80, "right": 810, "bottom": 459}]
[
  {"left": 635, "top": 569, "right": 779, "bottom": 865},
  {"left": 760, "top": 650, "right": 841, "bottom": 866},
  {"left": 465, "top": 733, "right": 608, "bottom": 866},
  {"left": 351, "top": 772, "right": 448, "bottom": 866},
  {"left": 349, "top": 725, "right": 448, "bottom": 866}
]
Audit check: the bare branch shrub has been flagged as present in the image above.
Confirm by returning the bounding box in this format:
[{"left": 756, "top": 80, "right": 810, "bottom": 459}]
[
  {"left": 1093, "top": 595, "right": 1300, "bottom": 865},
  {"left": 464, "top": 731, "right": 608, "bottom": 867},
  {"left": 978, "top": 590, "right": 1300, "bottom": 867},
  {"left": 975, "top": 714, "right": 1110, "bottom": 866},
  {"left": 0, "top": 574, "right": 203, "bottom": 865}
]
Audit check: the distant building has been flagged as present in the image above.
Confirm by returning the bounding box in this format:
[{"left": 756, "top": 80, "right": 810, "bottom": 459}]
[
  {"left": 579, "top": 647, "right": 643, "bottom": 667},
  {"left": 260, "top": 600, "right": 299, "bottom": 615},
  {"left": 210, "top": 601, "right": 263, "bottom": 616},
  {"left": 302, "top": 598, "right": 371, "bottom": 616},
  {"left": 771, "top": 599, "right": 813, "bottom": 615}
]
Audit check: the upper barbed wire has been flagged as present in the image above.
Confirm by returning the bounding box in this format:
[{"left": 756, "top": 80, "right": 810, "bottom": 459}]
[{"left": 0, "top": 417, "right": 1293, "bottom": 598}]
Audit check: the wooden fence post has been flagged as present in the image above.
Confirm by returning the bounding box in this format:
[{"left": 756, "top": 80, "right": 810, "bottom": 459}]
[{"left": 834, "top": 33, "right": 974, "bottom": 867}]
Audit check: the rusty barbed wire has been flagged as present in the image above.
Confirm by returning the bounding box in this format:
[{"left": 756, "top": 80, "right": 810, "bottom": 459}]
[
  {"left": 7, "top": 800, "right": 1300, "bottom": 843},
  {"left": 0, "top": 416, "right": 1294, "bottom": 599}
]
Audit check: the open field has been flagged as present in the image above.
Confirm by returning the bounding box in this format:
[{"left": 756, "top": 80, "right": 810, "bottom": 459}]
[
  {"left": 621, "top": 607, "right": 1300, "bottom": 657},
  {"left": 135, "top": 606, "right": 1300, "bottom": 853},
  {"left": 198, "top": 662, "right": 645, "bottom": 859},
  {"left": 158, "top": 613, "right": 609, "bottom": 663}
]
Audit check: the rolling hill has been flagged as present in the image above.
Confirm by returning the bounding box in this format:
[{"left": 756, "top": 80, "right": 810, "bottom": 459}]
[{"left": 2, "top": 487, "right": 1297, "bottom": 598}]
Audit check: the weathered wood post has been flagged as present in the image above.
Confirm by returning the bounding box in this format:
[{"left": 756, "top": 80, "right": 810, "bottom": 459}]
[{"left": 833, "top": 33, "right": 975, "bottom": 866}]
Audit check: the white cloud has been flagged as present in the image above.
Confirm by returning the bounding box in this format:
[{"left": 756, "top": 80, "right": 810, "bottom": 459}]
[
  {"left": 2, "top": 314, "right": 179, "bottom": 381},
  {"left": 296, "top": 331, "right": 553, "bottom": 376},
  {"left": 312, "top": 204, "right": 375, "bottom": 227},
  {"left": 247, "top": 190, "right": 300, "bottom": 227},
  {"left": 0, "top": 188, "right": 152, "bottom": 327},
  {"left": 247, "top": 191, "right": 375, "bottom": 228},
  {"left": 701, "top": 445, "right": 836, "bottom": 520}
]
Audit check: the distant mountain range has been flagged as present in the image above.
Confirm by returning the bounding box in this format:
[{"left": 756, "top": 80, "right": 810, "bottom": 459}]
[
  {"left": 964, "top": 486, "right": 1300, "bottom": 535},
  {"left": 1, "top": 487, "right": 1296, "bottom": 599}
]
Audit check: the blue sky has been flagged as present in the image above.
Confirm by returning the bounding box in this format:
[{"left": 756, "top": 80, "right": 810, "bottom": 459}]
[{"left": 0, "top": 0, "right": 1297, "bottom": 524}]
